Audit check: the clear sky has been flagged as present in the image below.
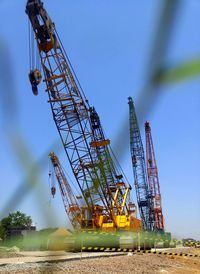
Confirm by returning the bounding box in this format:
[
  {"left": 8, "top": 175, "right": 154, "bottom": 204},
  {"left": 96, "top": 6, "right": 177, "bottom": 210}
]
[{"left": 0, "top": 0, "right": 199, "bottom": 240}]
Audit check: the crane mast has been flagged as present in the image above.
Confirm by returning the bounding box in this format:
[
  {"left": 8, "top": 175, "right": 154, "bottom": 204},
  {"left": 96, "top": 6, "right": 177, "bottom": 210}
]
[
  {"left": 49, "top": 152, "right": 82, "bottom": 230},
  {"left": 26, "top": 0, "right": 139, "bottom": 230},
  {"left": 128, "top": 97, "right": 154, "bottom": 231},
  {"left": 145, "top": 122, "right": 164, "bottom": 231}
]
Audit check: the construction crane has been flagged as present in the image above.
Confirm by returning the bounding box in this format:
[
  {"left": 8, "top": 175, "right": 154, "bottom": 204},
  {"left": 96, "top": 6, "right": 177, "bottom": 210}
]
[
  {"left": 145, "top": 122, "right": 164, "bottom": 231},
  {"left": 128, "top": 97, "right": 154, "bottom": 231},
  {"left": 26, "top": 0, "right": 141, "bottom": 231},
  {"left": 49, "top": 152, "right": 82, "bottom": 230}
]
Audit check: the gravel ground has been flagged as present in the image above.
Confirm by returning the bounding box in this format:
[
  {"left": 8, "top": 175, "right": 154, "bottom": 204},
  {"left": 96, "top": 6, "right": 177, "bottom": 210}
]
[{"left": 0, "top": 248, "right": 200, "bottom": 274}]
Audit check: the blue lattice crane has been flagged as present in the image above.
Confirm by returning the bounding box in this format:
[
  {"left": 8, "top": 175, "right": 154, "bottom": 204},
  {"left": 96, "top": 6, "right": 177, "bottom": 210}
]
[{"left": 128, "top": 97, "right": 154, "bottom": 231}]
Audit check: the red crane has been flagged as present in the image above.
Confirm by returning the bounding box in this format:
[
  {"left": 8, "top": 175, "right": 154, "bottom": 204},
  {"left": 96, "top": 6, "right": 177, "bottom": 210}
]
[{"left": 145, "top": 122, "right": 164, "bottom": 231}]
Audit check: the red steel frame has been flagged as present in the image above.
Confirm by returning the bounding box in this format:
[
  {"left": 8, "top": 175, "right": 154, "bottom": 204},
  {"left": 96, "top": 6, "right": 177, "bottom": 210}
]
[{"left": 145, "top": 122, "right": 164, "bottom": 231}]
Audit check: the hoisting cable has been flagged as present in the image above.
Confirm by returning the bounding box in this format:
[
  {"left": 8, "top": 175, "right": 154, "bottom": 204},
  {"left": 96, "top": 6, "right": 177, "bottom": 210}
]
[
  {"left": 110, "top": 145, "right": 131, "bottom": 187},
  {"left": 55, "top": 29, "right": 89, "bottom": 105},
  {"left": 31, "top": 24, "right": 35, "bottom": 69},
  {"left": 109, "top": 144, "right": 134, "bottom": 210},
  {"left": 36, "top": 42, "right": 41, "bottom": 71},
  {"left": 61, "top": 163, "right": 82, "bottom": 198},
  {"left": 28, "top": 19, "right": 32, "bottom": 70}
]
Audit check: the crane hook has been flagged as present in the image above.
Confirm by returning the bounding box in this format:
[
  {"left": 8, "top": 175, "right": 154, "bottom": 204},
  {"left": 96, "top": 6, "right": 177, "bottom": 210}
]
[{"left": 28, "top": 69, "right": 42, "bottom": 96}]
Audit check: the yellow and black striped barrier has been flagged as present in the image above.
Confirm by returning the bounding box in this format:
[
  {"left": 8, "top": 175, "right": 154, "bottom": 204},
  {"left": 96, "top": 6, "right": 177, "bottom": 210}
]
[
  {"left": 82, "top": 247, "right": 200, "bottom": 258},
  {"left": 173, "top": 240, "right": 200, "bottom": 246}
]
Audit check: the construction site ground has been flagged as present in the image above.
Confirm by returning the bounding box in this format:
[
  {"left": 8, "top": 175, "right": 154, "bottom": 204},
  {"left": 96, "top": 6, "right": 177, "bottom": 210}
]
[{"left": 0, "top": 247, "right": 200, "bottom": 273}]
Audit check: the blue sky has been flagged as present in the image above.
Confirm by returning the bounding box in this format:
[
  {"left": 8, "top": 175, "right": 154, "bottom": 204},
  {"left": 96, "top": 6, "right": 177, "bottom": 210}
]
[{"left": 0, "top": 0, "right": 200, "bottom": 239}]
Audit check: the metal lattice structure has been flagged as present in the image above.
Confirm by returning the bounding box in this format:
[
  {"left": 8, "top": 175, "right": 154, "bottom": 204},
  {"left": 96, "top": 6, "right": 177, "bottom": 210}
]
[
  {"left": 145, "top": 122, "right": 164, "bottom": 231},
  {"left": 49, "top": 152, "right": 82, "bottom": 230},
  {"left": 26, "top": 0, "right": 130, "bottom": 229},
  {"left": 128, "top": 97, "right": 154, "bottom": 231},
  {"left": 89, "top": 107, "right": 128, "bottom": 214}
]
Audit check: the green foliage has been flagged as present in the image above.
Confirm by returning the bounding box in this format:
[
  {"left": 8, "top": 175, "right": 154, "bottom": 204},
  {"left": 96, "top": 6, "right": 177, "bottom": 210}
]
[
  {"left": 23, "top": 228, "right": 58, "bottom": 251},
  {"left": 0, "top": 211, "right": 32, "bottom": 240},
  {"left": 154, "top": 57, "right": 200, "bottom": 84},
  {"left": 0, "top": 223, "right": 5, "bottom": 240}
]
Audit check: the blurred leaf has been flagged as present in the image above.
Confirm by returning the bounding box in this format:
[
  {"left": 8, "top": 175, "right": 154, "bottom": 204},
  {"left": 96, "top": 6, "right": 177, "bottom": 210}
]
[{"left": 155, "top": 57, "right": 200, "bottom": 84}]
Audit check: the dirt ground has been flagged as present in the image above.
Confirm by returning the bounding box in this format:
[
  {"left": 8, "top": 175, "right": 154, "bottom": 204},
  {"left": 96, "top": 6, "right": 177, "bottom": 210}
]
[{"left": 0, "top": 248, "right": 200, "bottom": 274}]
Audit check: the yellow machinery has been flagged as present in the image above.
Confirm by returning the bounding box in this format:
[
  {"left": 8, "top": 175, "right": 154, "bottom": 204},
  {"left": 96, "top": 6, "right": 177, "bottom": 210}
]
[{"left": 50, "top": 152, "right": 141, "bottom": 232}]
